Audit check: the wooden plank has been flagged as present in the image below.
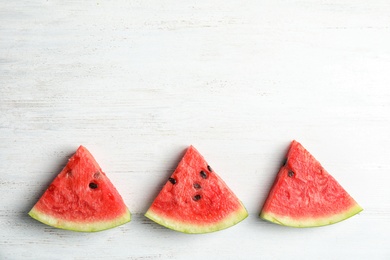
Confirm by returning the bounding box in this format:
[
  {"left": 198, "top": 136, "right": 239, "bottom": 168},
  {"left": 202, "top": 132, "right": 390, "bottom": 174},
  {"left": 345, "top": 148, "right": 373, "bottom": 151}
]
[{"left": 1, "top": 0, "right": 389, "bottom": 259}]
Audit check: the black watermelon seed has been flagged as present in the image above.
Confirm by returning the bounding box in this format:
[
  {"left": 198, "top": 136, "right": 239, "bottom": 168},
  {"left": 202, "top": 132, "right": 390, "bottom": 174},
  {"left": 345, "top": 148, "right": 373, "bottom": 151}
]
[
  {"left": 168, "top": 177, "right": 177, "bottom": 184},
  {"left": 193, "top": 183, "right": 201, "bottom": 189},
  {"left": 200, "top": 171, "right": 207, "bottom": 179},
  {"left": 282, "top": 158, "right": 287, "bottom": 166},
  {"left": 89, "top": 182, "right": 98, "bottom": 189},
  {"left": 193, "top": 194, "right": 202, "bottom": 201},
  {"left": 288, "top": 170, "right": 295, "bottom": 177},
  {"left": 207, "top": 165, "right": 212, "bottom": 172}
]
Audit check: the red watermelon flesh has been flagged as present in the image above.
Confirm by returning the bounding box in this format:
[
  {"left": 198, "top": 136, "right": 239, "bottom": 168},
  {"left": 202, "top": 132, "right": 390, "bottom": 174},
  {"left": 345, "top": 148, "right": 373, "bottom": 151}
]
[
  {"left": 260, "top": 140, "right": 362, "bottom": 227},
  {"left": 29, "top": 146, "right": 131, "bottom": 232},
  {"left": 145, "top": 146, "right": 248, "bottom": 233}
]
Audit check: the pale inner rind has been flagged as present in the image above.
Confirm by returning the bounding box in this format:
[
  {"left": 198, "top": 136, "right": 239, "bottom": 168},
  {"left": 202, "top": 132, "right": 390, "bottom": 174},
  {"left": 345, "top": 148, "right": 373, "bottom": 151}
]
[
  {"left": 260, "top": 203, "right": 363, "bottom": 227},
  {"left": 145, "top": 202, "right": 248, "bottom": 234},
  {"left": 29, "top": 207, "right": 131, "bottom": 232}
]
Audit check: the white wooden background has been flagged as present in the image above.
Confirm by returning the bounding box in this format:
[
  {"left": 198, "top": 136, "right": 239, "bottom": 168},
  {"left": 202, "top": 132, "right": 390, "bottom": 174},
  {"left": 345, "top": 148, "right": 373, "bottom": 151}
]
[{"left": 1, "top": 0, "right": 389, "bottom": 259}]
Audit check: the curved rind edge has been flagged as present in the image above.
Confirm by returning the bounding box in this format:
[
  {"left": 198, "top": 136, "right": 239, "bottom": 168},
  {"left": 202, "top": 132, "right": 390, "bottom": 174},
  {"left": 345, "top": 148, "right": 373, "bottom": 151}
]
[
  {"left": 145, "top": 202, "right": 248, "bottom": 234},
  {"left": 28, "top": 207, "right": 131, "bottom": 232},
  {"left": 259, "top": 203, "right": 363, "bottom": 227}
]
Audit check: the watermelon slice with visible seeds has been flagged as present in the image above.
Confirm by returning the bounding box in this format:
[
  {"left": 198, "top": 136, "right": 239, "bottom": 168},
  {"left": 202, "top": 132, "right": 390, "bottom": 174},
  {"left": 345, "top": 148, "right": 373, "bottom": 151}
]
[
  {"left": 145, "top": 146, "right": 248, "bottom": 233},
  {"left": 29, "top": 146, "right": 131, "bottom": 232},
  {"left": 260, "top": 140, "right": 363, "bottom": 227}
]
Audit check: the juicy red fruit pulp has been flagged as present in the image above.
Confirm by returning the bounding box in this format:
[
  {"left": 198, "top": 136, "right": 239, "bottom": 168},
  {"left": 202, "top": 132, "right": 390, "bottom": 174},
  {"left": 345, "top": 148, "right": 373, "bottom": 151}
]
[
  {"left": 145, "top": 146, "right": 248, "bottom": 233},
  {"left": 29, "top": 146, "right": 130, "bottom": 231},
  {"left": 260, "top": 140, "right": 362, "bottom": 227}
]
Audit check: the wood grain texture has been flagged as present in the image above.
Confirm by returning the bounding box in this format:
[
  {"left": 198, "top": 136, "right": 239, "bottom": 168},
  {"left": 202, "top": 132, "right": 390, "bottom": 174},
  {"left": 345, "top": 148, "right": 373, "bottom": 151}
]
[{"left": 1, "top": 0, "right": 389, "bottom": 259}]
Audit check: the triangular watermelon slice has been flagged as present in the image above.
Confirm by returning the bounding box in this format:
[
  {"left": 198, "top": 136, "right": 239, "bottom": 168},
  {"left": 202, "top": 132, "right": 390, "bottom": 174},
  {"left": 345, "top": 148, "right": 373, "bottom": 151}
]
[
  {"left": 29, "top": 146, "right": 131, "bottom": 232},
  {"left": 260, "top": 140, "right": 363, "bottom": 227},
  {"left": 145, "top": 146, "right": 248, "bottom": 233}
]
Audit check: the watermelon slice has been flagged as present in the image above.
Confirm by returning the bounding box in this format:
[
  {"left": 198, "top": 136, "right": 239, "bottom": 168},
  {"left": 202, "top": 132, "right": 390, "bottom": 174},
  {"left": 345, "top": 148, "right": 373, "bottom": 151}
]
[
  {"left": 145, "top": 146, "right": 248, "bottom": 233},
  {"left": 260, "top": 140, "right": 363, "bottom": 227},
  {"left": 29, "top": 146, "right": 131, "bottom": 232}
]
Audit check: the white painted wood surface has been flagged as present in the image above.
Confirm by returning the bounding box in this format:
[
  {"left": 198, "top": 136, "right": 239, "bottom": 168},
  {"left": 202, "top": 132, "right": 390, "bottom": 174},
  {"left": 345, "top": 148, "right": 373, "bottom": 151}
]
[{"left": 1, "top": 0, "right": 389, "bottom": 259}]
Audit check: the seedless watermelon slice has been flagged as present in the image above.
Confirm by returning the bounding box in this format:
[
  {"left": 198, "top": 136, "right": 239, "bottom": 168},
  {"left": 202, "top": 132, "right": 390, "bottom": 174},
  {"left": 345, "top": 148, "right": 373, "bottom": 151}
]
[
  {"left": 29, "top": 146, "right": 131, "bottom": 232},
  {"left": 145, "top": 146, "right": 248, "bottom": 233},
  {"left": 260, "top": 140, "right": 363, "bottom": 227}
]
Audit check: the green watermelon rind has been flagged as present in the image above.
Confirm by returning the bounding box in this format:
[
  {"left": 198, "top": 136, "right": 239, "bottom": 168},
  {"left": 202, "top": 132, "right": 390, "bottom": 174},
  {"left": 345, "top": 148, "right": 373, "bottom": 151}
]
[
  {"left": 260, "top": 203, "right": 362, "bottom": 228},
  {"left": 145, "top": 202, "right": 248, "bottom": 234},
  {"left": 28, "top": 207, "right": 131, "bottom": 232}
]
